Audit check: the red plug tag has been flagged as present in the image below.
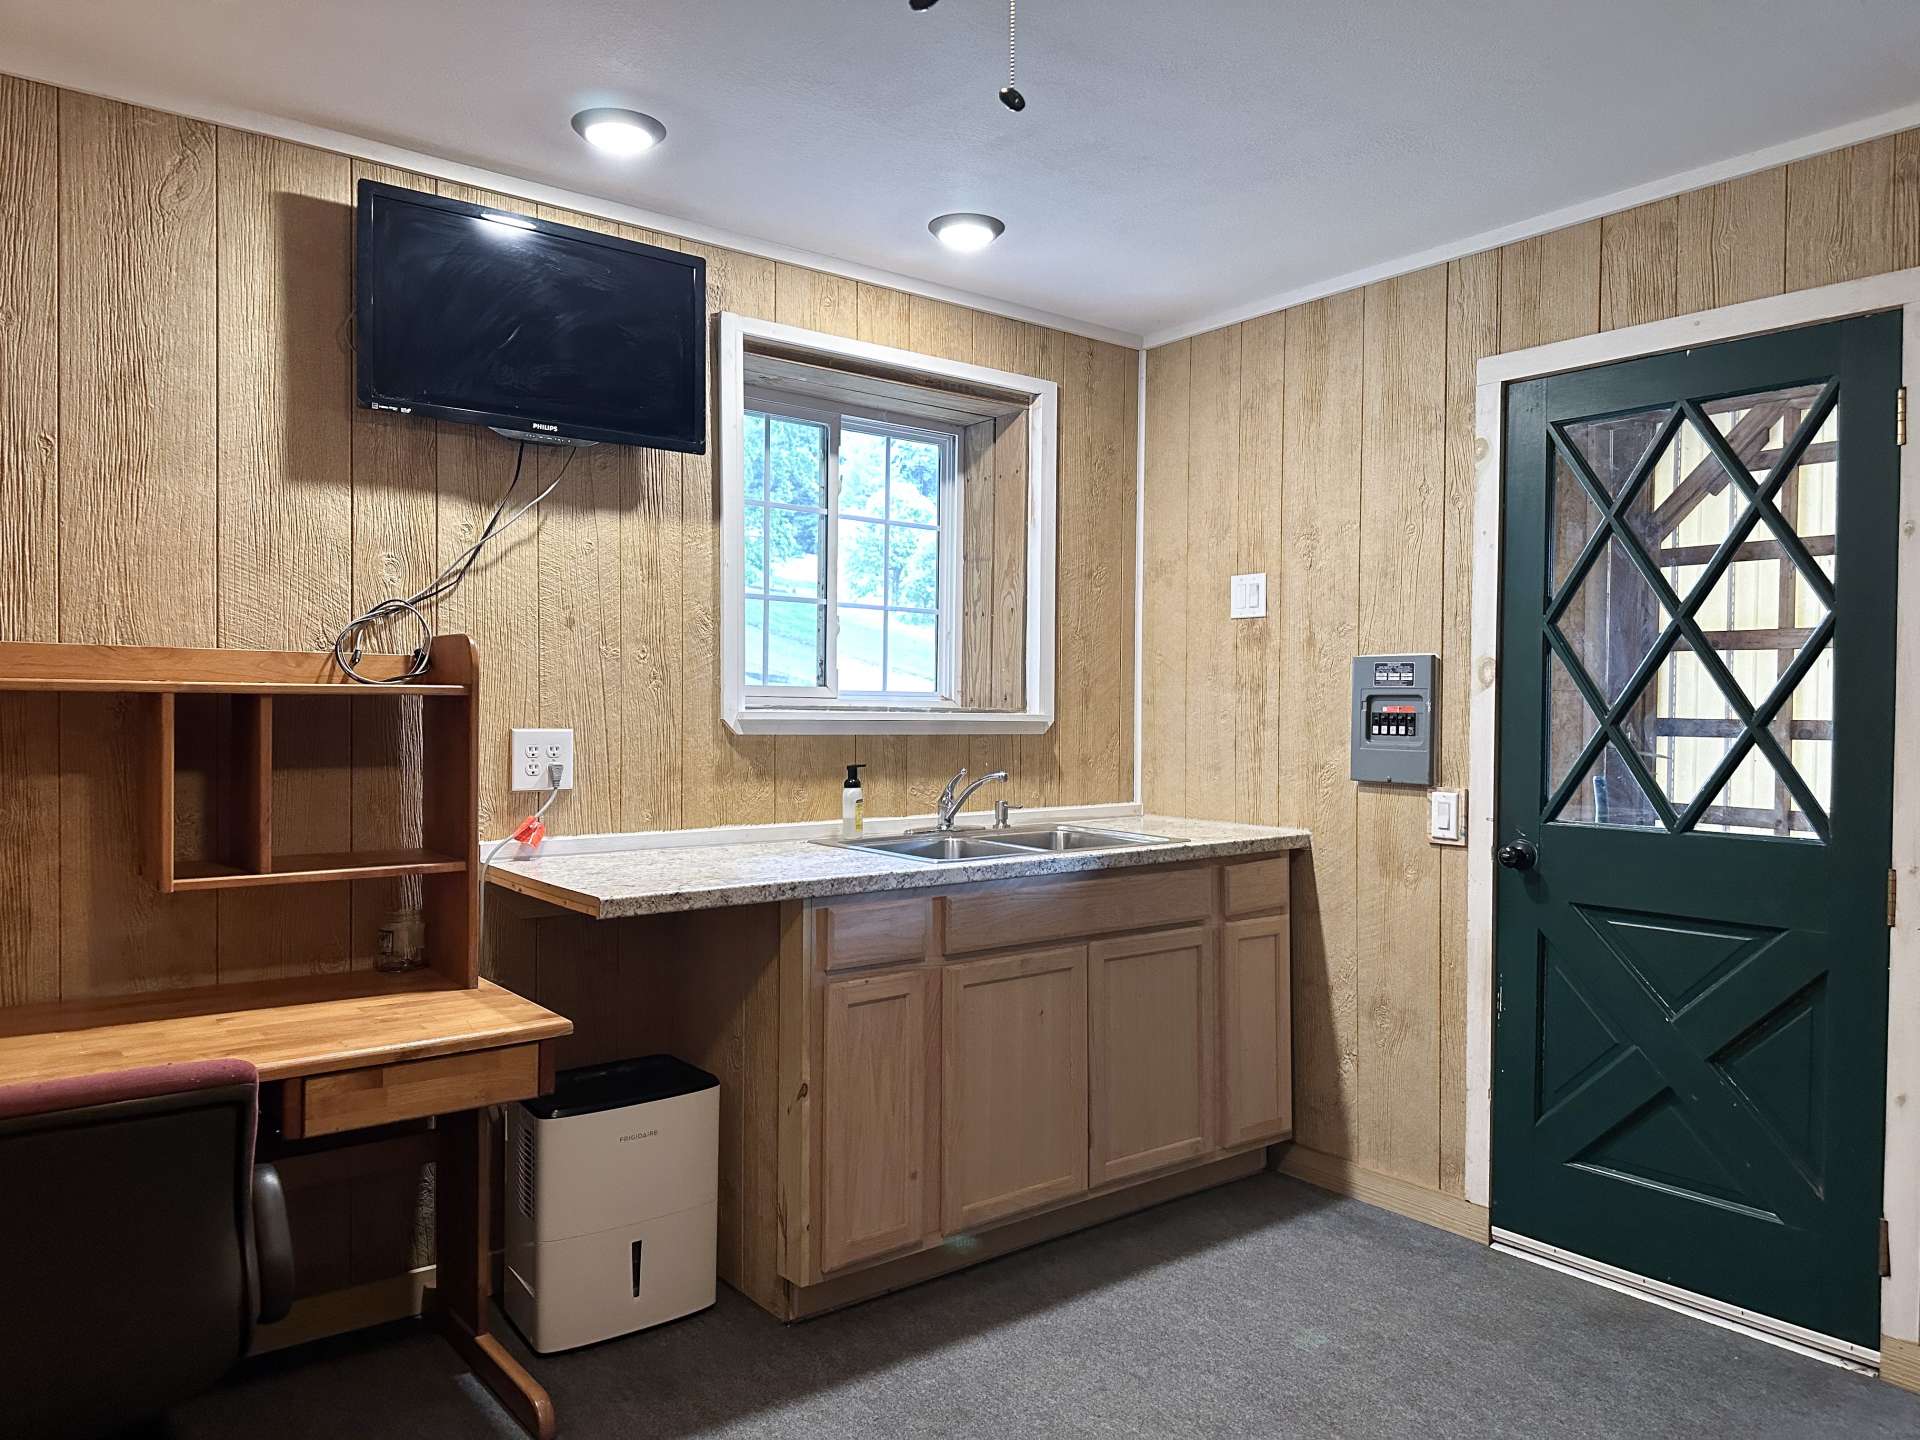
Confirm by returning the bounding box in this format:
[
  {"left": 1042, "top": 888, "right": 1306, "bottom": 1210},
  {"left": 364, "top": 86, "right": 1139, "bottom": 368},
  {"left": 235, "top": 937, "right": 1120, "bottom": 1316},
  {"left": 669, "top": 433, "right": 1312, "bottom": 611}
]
[{"left": 511, "top": 815, "right": 548, "bottom": 848}]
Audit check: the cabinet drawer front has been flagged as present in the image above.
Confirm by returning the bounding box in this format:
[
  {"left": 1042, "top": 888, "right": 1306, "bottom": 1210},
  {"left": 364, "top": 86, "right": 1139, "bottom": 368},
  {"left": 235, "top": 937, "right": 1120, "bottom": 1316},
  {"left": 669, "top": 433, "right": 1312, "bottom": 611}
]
[
  {"left": 816, "top": 896, "right": 932, "bottom": 973},
  {"left": 944, "top": 864, "right": 1213, "bottom": 955},
  {"left": 301, "top": 1044, "right": 541, "bottom": 1137},
  {"left": 1220, "top": 915, "right": 1292, "bottom": 1147},
  {"left": 1222, "top": 855, "right": 1291, "bottom": 917}
]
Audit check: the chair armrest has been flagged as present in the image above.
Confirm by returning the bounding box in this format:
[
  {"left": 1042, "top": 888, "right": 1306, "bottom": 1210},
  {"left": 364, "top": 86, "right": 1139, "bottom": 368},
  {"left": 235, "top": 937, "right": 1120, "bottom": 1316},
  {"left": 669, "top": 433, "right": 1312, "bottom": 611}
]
[{"left": 252, "top": 1162, "right": 295, "bottom": 1325}]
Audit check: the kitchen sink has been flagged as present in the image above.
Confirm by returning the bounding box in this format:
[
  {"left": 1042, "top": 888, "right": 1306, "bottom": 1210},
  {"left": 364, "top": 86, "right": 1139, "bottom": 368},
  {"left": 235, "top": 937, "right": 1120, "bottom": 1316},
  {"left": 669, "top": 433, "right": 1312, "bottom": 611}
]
[
  {"left": 818, "top": 825, "right": 1173, "bottom": 863},
  {"left": 986, "top": 825, "right": 1174, "bottom": 853}
]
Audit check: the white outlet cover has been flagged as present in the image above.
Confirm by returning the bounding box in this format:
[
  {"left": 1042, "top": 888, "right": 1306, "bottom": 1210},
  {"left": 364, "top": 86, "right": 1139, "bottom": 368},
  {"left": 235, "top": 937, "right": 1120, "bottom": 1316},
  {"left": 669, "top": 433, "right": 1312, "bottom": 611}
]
[
  {"left": 1230, "top": 572, "right": 1267, "bottom": 619},
  {"left": 511, "top": 728, "right": 576, "bottom": 791}
]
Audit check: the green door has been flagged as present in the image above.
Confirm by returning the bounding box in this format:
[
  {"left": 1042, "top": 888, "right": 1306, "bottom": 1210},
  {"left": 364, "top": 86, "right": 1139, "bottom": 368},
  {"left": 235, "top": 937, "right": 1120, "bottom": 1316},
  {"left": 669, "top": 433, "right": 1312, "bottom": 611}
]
[{"left": 1492, "top": 312, "right": 1901, "bottom": 1347}]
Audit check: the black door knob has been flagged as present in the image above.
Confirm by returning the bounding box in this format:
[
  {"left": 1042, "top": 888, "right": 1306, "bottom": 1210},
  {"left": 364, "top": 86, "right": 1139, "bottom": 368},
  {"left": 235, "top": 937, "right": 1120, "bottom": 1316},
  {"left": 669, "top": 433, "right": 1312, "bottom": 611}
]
[{"left": 1496, "top": 838, "right": 1538, "bottom": 872}]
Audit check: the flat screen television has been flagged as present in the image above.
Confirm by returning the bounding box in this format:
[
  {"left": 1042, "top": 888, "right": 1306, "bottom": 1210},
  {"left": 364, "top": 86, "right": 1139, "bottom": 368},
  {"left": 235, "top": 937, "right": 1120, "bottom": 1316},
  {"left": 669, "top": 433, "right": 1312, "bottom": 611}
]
[{"left": 355, "top": 180, "right": 708, "bottom": 451}]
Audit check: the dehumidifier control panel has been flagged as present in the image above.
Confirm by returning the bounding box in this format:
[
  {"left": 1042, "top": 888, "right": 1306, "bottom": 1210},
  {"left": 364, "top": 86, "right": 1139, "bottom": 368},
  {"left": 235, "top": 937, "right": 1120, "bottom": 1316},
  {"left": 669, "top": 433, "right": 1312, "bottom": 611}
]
[{"left": 1351, "top": 654, "right": 1436, "bottom": 785}]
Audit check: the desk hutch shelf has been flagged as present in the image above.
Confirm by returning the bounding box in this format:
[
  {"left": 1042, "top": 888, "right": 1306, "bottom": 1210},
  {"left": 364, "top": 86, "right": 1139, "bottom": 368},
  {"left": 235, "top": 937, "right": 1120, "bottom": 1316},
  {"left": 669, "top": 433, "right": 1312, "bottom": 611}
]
[{"left": 0, "top": 635, "right": 481, "bottom": 986}]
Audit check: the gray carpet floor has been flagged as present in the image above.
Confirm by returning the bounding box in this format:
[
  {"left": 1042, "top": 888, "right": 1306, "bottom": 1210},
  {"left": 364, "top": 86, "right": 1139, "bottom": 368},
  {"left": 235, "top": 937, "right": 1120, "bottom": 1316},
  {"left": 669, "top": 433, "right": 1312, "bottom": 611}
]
[{"left": 162, "top": 1173, "right": 1920, "bottom": 1438}]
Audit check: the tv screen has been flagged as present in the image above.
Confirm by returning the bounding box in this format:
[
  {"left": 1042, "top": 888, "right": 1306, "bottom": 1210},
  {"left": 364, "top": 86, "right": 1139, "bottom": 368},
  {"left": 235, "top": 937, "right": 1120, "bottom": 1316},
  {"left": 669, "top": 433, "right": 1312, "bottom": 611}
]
[{"left": 354, "top": 180, "right": 707, "bottom": 451}]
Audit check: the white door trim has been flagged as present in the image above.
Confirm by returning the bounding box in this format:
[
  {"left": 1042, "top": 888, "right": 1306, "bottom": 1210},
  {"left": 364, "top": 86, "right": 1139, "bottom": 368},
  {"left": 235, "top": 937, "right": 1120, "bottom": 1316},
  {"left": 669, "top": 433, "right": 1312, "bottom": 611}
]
[{"left": 1466, "top": 267, "right": 1920, "bottom": 1348}]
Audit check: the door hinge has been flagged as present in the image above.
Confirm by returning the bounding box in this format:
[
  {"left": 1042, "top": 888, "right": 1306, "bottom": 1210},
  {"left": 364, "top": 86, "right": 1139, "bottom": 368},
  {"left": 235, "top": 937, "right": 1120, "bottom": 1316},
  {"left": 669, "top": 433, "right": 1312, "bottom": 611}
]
[
  {"left": 1891, "top": 869, "right": 1899, "bottom": 928},
  {"left": 1899, "top": 386, "right": 1908, "bottom": 447},
  {"left": 1881, "top": 1217, "right": 1893, "bottom": 1278}
]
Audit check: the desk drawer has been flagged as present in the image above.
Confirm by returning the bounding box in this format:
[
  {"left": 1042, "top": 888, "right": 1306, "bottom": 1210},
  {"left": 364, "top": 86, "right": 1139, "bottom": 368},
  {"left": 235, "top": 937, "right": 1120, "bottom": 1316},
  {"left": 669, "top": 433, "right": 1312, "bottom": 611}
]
[
  {"left": 300, "top": 1044, "right": 542, "bottom": 1137},
  {"left": 944, "top": 864, "right": 1213, "bottom": 955}
]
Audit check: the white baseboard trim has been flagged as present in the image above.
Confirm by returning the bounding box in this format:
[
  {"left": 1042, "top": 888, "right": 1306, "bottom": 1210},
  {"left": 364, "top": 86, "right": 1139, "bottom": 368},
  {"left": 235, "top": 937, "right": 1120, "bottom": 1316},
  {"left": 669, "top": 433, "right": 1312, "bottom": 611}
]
[{"left": 1491, "top": 1228, "right": 1878, "bottom": 1373}]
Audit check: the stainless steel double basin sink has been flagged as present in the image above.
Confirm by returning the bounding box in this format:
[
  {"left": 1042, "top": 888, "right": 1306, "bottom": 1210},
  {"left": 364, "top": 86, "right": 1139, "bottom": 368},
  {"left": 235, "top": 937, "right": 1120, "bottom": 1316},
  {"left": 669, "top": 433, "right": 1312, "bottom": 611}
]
[{"left": 817, "top": 825, "right": 1173, "bottom": 863}]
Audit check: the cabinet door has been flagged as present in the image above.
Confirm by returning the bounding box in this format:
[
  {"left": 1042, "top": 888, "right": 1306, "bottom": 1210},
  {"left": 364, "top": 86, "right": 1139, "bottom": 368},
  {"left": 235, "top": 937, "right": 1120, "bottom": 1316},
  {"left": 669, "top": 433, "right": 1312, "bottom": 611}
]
[
  {"left": 1219, "top": 914, "right": 1292, "bottom": 1148},
  {"left": 942, "top": 945, "right": 1088, "bottom": 1231},
  {"left": 1088, "top": 925, "right": 1216, "bottom": 1185},
  {"left": 819, "top": 969, "right": 933, "bottom": 1272}
]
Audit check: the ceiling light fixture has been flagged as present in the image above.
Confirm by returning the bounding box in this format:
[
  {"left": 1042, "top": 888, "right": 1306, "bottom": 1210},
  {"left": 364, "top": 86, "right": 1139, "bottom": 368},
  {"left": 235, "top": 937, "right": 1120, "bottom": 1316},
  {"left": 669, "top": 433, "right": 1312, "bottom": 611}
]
[
  {"left": 929, "top": 213, "right": 1005, "bottom": 253},
  {"left": 570, "top": 107, "right": 666, "bottom": 157}
]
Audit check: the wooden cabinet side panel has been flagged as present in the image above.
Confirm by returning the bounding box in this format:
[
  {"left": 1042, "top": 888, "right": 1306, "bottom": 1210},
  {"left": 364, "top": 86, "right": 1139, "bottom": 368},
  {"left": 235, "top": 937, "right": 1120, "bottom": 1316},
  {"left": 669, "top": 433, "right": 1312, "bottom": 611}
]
[
  {"left": 1088, "top": 925, "right": 1217, "bottom": 1186},
  {"left": 818, "top": 970, "right": 932, "bottom": 1273},
  {"left": 942, "top": 945, "right": 1089, "bottom": 1231},
  {"left": 1220, "top": 914, "right": 1293, "bottom": 1147}
]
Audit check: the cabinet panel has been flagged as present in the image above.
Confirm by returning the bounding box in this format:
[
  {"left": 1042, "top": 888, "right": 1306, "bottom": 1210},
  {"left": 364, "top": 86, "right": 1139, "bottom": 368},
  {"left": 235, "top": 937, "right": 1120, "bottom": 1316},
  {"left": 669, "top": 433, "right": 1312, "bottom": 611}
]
[
  {"left": 944, "top": 865, "right": 1212, "bottom": 955},
  {"left": 942, "top": 945, "right": 1088, "bottom": 1231},
  {"left": 1220, "top": 914, "right": 1292, "bottom": 1147},
  {"left": 1089, "top": 925, "right": 1216, "bottom": 1185},
  {"left": 1222, "top": 854, "right": 1291, "bottom": 917},
  {"left": 815, "top": 895, "right": 932, "bottom": 972},
  {"left": 819, "top": 969, "right": 933, "bottom": 1272}
]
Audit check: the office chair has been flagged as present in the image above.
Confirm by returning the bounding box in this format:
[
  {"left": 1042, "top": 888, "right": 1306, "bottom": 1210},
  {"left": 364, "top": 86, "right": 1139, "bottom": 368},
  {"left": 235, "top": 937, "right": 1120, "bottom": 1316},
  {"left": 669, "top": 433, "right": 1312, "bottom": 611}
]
[{"left": 0, "top": 1058, "right": 295, "bottom": 1440}]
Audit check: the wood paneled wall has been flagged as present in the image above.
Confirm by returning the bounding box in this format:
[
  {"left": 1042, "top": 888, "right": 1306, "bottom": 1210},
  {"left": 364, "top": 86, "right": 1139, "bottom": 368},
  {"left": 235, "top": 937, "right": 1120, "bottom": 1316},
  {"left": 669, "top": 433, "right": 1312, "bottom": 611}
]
[
  {"left": 0, "top": 74, "right": 1138, "bottom": 1004},
  {"left": 1145, "top": 131, "right": 1920, "bottom": 1206}
]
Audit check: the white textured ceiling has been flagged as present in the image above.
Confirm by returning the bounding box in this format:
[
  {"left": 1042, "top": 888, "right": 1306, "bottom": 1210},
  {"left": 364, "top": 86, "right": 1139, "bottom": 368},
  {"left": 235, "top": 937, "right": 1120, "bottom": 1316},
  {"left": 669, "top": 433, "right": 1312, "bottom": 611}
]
[{"left": 5, "top": 0, "right": 1920, "bottom": 343}]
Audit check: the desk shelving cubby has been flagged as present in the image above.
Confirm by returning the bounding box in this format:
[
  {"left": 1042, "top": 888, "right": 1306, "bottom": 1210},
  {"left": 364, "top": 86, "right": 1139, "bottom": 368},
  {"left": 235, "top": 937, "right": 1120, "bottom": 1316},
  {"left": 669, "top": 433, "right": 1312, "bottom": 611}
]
[{"left": 0, "top": 635, "right": 481, "bottom": 987}]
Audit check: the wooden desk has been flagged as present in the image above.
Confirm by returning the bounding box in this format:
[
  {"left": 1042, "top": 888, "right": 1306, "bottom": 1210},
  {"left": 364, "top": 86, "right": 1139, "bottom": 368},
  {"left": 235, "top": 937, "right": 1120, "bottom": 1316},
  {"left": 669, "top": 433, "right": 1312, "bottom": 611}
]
[{"left": 0, "top": 970, "right": 572, "bottom": 1439}]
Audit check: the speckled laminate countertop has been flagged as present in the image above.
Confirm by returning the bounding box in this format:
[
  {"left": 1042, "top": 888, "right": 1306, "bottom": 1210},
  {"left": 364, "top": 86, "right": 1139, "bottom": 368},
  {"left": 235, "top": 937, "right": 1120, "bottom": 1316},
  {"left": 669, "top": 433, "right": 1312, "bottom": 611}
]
[{"left": 486, "top": 815, "right": 1310, "bottom": 919}]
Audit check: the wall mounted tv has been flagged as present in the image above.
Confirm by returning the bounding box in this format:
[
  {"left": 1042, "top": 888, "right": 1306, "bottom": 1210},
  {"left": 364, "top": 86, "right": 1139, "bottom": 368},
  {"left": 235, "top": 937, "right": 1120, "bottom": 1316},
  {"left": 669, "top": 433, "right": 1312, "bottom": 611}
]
[{"left": 355, "top": 180, "right": 708, "bottom": 451}]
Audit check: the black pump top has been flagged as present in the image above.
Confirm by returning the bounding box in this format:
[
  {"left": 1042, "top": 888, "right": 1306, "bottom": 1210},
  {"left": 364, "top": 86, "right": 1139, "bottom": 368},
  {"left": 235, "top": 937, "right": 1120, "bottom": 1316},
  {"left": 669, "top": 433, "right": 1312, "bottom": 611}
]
[{"left": 844, "top": 764, "right": 866, "bottom": 787}]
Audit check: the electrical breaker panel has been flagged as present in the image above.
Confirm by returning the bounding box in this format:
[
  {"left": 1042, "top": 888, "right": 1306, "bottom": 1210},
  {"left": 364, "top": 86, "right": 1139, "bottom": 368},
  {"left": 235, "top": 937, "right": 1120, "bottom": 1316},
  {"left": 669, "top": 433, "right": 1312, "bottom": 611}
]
[{"left": 1351, "top": 654, "right": 1436, "bottom": 785}]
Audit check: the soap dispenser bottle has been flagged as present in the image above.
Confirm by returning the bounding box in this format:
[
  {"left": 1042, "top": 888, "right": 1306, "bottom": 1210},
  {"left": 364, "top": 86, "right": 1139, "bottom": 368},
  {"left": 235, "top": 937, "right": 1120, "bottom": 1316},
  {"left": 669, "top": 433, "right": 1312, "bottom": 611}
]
[{"left": 841, "top": 764, "right": 866, "bottom": 838}]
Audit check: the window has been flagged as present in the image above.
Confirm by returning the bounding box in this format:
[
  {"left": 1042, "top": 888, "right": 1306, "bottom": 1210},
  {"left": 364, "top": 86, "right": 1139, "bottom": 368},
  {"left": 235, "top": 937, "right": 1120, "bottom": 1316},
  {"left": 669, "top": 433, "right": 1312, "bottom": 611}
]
[
  {"left": 741, "top": 394, "right": 961, "bottom": 702},
  {"left": 719, "top": 311, "right": 1058, "bottom": 737}
]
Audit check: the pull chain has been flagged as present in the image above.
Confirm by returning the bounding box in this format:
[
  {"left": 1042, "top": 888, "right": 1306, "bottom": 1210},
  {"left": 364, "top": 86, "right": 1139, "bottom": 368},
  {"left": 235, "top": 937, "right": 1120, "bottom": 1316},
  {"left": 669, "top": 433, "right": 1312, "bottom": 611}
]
[{"left": 999, "top": 0, "right": 1026, "bottom": 110}]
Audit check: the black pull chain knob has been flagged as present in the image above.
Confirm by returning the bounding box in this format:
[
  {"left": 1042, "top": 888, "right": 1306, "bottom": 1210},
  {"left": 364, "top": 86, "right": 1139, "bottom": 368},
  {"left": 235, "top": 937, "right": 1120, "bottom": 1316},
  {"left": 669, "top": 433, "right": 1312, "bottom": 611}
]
[{"left": 1496, "top": 839, "right": 1538, "bottom": 872}]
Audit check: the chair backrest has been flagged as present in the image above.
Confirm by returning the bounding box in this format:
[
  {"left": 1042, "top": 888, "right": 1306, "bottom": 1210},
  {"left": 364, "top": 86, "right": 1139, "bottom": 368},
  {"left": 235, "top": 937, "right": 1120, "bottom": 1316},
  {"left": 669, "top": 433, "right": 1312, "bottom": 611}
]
[{"left": 0, "top": 1059, "right": 261, "bottom": 1440}]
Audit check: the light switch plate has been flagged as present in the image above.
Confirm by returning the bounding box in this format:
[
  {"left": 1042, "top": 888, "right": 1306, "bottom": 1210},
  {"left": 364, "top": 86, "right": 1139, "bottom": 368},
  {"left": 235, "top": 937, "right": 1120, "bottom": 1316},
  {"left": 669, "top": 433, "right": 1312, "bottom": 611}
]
[
  {"left": 511, "top": 728, "right": 576, "bottom": 791},
  {"left": 1428, "top": 788, "right": 1466, "bottom": 845},
  {"left": 1230, "top": 572, "right": 1267, "bottom": 619}
]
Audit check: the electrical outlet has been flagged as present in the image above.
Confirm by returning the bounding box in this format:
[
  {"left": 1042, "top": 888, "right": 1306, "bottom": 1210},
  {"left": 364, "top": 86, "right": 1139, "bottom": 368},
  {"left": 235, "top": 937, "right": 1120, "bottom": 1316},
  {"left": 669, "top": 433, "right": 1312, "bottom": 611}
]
[{"left": 510, "top": 728, "right": 576, "bottom": 791}]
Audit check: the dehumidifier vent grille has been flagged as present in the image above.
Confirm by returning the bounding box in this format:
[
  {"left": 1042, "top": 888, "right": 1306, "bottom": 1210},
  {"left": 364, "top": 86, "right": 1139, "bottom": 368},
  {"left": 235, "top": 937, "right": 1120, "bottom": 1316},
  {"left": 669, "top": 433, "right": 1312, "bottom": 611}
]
[{"left": 515, "top": 1124, "right": 536, "bottom": 1219}]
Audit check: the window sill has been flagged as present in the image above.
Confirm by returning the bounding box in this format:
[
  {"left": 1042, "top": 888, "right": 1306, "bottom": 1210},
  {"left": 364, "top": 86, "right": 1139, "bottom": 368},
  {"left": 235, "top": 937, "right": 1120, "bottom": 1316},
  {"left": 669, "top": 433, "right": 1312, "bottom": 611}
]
[{"left": 725, "top": 705, "right": 1053, "bottom": 736}]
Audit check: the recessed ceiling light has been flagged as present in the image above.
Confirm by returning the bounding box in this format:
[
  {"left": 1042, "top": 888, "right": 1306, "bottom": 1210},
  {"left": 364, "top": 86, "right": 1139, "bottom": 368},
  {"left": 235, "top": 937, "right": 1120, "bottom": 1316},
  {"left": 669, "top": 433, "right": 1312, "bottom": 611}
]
[
  {"left": 570, "top": 107, "right": 666, "bottom": 157},
  {"left": 929, "top": 212, "right": 1005, "bottom": 253}
]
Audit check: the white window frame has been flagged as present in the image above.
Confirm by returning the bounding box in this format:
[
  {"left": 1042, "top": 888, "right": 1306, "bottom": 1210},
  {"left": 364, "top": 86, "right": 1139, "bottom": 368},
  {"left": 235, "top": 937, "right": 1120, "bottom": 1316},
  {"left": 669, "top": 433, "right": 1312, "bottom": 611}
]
[
  {"left": 719, "top": 312, "right": 1058, "bottom": 736},
  {"left": 740, "top": 389, "right": 965, "bottom": 707}
]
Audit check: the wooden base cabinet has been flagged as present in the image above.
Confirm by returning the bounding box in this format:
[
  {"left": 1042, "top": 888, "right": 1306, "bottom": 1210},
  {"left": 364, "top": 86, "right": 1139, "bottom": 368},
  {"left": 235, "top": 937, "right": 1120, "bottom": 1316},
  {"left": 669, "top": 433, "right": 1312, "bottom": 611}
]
[
  {"left": 1089, "top": 926, "right": 1217, "bottom": 1185},
  {"left": 784, "top": 854, "right": 1293, "bottom": 1301},
  {"left": 942, "top": 946, "right": 1089, "bottom": 1231}
]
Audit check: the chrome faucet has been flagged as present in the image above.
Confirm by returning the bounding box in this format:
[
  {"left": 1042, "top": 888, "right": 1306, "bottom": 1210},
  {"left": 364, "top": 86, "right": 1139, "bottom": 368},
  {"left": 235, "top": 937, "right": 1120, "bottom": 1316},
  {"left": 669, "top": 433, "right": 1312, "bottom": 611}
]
[{"left": 932, "top": 768, "right": 1009, "bottom": 830}]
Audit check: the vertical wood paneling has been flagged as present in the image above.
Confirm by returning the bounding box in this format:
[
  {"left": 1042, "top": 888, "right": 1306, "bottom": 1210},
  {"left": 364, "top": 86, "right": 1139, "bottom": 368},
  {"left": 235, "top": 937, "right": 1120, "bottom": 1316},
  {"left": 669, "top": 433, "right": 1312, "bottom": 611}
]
[
  {"left": 1277, "top": 292, "right": 1364, "bottom": 1158},
  {"left": 0, "top": 76, "right": 59, "bottom": 1004},
  {"left": 683, "top": 244, "right": 778, "bottom": 828},
  {"left": 1116, "top": 344, "right": 1140, "bottom": 802},
  {"left": 1142, "top": 342, "right": 1191, "bottom": 816},
  {"left": 1497, "top": 220, "right": 1601, "bottom": 350},
  {"left": 347, "top": 162, "right": 439, "bottom": 965},
  {"left": 1898, "top": 132, "right": 1920, "bottom": 270},
  {"left": 1437, "top": 251, "right": 1499, "bottom": 1198},
  {"left": 1677, "top": 168, "right": 1788, "bottom": 311},
  {"left": 1061, "top": 333, "right": 1129, "bottom": 803},
  {"left": 770, "top": 263, "right": 859, "bottom": 823},
  {"left": 1236, "top": 311, "right": 1285, "bottom": 825},
  {"left": 1013, "top": 324, "right": 1069, "bottom": 810},
  {"left": 215, "top": 130, "right": 355, "bottom": 982},
  {"left": 1599, "top": 198, "right": 1679, "bottom": 330},
  {"left": 1355, "top": 267, "right": 1448, "bottom": 1186},
  {"left": 1786, "top": 137, "right": 1897, "bottom": 290},
  {"left": 1184, "top": 326, "right": 1239, "bottom": 820},
  {"left": 57, "top": 92, "right": 220, "bottom": 994}
]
